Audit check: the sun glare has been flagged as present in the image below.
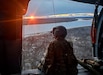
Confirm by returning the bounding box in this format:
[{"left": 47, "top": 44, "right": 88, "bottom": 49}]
[
  {"left": 29, "top": 16, "right": 35, "bottom": 19},
  {"left": 24, "top": 16, "right": 35, "bottom": 19}
]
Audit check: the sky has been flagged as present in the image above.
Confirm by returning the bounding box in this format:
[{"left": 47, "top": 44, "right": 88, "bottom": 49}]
[
  {"left": 24, "top": 0, "right": 94, "bottom": 16},
  {"left": 24, "top": 0, "right": 102, "bottom": 18}
]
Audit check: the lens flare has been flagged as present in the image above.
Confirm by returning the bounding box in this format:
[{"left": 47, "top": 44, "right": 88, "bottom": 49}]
[{"left": 29, "top": 16, "right": 35, "bottom": 19}]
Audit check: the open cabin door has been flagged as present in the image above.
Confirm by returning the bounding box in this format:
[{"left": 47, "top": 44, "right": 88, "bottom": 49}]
[{"left": 0, "top": 0, "right": 30, "bottom": 74}]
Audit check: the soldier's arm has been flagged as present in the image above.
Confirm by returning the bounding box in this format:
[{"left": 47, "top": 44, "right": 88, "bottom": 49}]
[{"left": 43, "top": 42, "right": 55, "bottom": 71}]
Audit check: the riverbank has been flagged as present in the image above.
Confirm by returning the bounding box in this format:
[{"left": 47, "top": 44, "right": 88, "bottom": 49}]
[
  {"left": 23, "top": 17, "right": 78, "bottom": 25},
  {"left": 23, "top": 17, "right": 93, "bottom": 25}
]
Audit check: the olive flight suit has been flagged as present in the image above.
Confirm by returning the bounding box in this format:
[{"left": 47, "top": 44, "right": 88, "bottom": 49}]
[{"left": 44, "top": 39, "right": 78, "bottom": 75}]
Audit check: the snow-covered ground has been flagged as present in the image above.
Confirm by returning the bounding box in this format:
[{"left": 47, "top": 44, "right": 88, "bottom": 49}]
[{"left": 22, "top": 26, "right": 93, "bottom": 70}]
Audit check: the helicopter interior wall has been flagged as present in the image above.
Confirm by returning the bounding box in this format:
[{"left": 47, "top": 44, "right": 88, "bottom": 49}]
[
  {"left": 96, "top": 8, "right": 103, "bottom": 59},
  {"left": 72, "top": 0, "right": 103, "bottom": 6}
]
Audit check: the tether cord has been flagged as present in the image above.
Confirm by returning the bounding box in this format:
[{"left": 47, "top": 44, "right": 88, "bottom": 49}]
[{"left": 52, "top": 0, "right": 56, "bottom": 26}]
